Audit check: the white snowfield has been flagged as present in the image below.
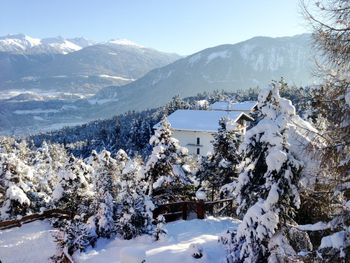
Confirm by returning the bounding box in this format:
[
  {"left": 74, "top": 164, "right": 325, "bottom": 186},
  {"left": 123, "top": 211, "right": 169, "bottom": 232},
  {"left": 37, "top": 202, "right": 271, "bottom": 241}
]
[
  {"left": 0, "top": 220, "right": 58, "bottom": 263},
  {"left": 74, "top": 217, "right": 239, "bottom": 263},
  {"left": 0, "top": 217, "right": 238, "bottom": 263}
]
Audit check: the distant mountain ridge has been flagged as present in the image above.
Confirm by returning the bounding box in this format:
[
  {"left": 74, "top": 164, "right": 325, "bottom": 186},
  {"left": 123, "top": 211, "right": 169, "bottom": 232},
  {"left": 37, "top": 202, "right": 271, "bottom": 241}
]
[
  {"left": 0, "top": 34, "right": 92, "bottom": 54},
  {"left": 92, "top": 34, "right": 317, "bottom": 113},
  {"left": 0, "top": 34, "right": 181, "bottom": 94},
  {"left": 0, "top": 33, "right": 318, "bottom": 136}
]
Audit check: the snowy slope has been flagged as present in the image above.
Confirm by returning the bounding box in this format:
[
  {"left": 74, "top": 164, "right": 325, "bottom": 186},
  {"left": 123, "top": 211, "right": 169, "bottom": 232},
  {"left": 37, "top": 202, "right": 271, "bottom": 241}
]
[
  {"left": 0, "top": 220, "right": 58, "bottom": 263},
  {"left": 93, "top": 34, "right": 317, "bottom": 115},
  {"left": 74, "top": 217, "right": 239, "bottom": 263}
]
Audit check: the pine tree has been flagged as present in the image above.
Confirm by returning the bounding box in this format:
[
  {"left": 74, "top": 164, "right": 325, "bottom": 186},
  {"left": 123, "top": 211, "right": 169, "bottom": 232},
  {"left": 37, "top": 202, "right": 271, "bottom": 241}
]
[
  {"left": 164, "top": 95, "right": 190, "bottom": 116},
  {"left": 52, "top": 155, "right": 93, "bottom": 215},
  {"left": 301, "top": 1, "right": 350, "bottom": 260},
  {"left": 117, "top": 157, "right": 154, "bottom": 239},
  {"left": 143, "top": 118, "right": 192, "bottom": 204},
  {"left": 227, "top": 83, "right": 303, "bottom": 263},
  {"left": 61, "top": 217, "right": 97, "bottom": 255},
  {"left": 31, "top": 141, "right": 56, "bottom": 207},
  {"left": 0, "top": 152, "right": 36, "bottom": 219},
  {"left": 89, "top": 150, "right": 118, "bottom": 238},
  {"left": 198, "top": 117, "right": 242, "bottom": 201}
]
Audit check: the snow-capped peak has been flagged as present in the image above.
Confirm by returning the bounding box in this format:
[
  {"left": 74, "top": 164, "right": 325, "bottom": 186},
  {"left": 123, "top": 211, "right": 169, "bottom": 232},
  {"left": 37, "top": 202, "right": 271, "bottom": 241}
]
[
  {"left": 108, "top": 38, "right": 143, "bottom": 48},
  {"left": 0, "top": 34, "right": 82, "bottom": 54},
  {"left": 0, "top": 34, "right": 41, "bottom": 52}
]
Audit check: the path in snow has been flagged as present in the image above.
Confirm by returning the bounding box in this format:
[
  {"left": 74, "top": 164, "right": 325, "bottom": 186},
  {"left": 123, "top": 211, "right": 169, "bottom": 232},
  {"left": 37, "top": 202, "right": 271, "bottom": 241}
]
[
  {"left": 0, "top": 220, "right": 58, "bottom": 263},
  {"left": 74, "top": 217, "right": 239, "bottom": 263}
]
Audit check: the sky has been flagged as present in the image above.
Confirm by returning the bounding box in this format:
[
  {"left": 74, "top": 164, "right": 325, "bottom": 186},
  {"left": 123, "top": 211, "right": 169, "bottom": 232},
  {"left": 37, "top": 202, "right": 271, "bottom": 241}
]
[{"left": 0, "top": 0, "right": 308, "bottom": 55}]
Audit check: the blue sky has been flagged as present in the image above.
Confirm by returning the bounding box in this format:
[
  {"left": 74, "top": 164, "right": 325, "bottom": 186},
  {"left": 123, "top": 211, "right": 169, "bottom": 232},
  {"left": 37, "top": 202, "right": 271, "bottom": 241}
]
[{"left": 0, "top": 0, "right": 308, "bottom": 55}]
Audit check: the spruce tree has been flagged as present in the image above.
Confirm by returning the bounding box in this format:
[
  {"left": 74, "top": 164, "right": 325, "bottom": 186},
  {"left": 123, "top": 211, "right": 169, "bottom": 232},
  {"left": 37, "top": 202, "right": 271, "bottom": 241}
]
[
  {"left": 227, "top": 83, "right": 303, "bottom": 263},
  {"left": 301, "top": 1, "right": 350, "bottom": 260},
  {"left": 117, "top": 157, "right": 154, "bottom": 239},
  {"left": 61, "top": 217, "right": 97, "bottom": 256},
  {"left": 31, "top": 141, "right": 56, "bottom": 207},
  {"left": 52, "top": 155, "right": 93, "bottom": 215},
  {"left": 144, "top": 118, "right": 192, "bottom": 204},
  {"left": 89, "top": 150, "right": 118, "bottom": 238},
  {"left": 198, "top": 117, "right": 242, "bottom": 201},
  {"left": 0, "top": 153, "right": 36, "bottom": 219}
]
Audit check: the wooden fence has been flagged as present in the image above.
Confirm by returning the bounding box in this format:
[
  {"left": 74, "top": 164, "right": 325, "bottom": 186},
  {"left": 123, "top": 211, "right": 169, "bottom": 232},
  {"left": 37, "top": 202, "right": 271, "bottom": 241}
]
[
  {"left": 0, "top": 209, "right": 72, "bottom": 230},
  {"left": 153, "top": 198, "right": 235, "bottom": 222}
]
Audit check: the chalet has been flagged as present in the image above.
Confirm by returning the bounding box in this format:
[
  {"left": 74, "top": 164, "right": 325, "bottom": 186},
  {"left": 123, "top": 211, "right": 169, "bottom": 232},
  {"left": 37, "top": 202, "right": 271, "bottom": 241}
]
[
  {"left": 209, "top": 101, "right": 258, "bottom": 113},
  {"left": 154, "top": 108, "right": 254, "bottom": 156}
]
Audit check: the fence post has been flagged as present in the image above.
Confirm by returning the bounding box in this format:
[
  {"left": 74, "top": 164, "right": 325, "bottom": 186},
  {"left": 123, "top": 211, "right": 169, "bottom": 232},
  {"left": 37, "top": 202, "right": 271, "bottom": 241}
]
[
  {"left": 182, "top": 202, "right": 188, "bottom": 220},
  {"left": 196, "top": 200, "right": 205, "bottom": 219}
]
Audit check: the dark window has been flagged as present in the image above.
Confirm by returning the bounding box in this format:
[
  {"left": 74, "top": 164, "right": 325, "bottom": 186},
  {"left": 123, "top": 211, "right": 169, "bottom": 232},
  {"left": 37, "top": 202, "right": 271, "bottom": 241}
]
[
  {"left": 197, "top": 137, "right": 200, "bottom": 145},
  {"left": 197, "top": 148, "right": 200, "bottom": 155}
]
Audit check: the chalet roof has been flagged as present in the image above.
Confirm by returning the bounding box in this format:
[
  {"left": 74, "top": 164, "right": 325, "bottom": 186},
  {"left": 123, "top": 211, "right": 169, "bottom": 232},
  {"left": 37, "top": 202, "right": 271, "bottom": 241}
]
[
  {"left": 154, "top": 109, "right": 253, "bottom": 133},
  {"left": 209, "top": 101, "right": 258, "bottom": 111}
]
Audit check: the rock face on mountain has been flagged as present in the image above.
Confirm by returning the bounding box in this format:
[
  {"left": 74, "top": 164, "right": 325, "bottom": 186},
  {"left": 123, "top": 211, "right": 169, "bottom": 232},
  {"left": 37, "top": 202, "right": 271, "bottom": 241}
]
[{"left": 0, "top": 34, "right": 181, "bottom": 93}]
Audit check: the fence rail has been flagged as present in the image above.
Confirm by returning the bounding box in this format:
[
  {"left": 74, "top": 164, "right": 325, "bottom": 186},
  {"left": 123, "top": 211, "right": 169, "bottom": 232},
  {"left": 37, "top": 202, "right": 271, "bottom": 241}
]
[
  {"left": 0, "top": 209, "right": 72, "bottom": 230},
  {"left": 153, "top": 198, "right": 236, "bottom": 222}
]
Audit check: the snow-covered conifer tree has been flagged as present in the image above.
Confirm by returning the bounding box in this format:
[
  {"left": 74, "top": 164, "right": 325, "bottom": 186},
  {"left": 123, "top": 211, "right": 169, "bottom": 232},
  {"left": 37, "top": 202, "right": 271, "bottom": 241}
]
[
  {"left": 227, "top": 82, "right": 303, "bottom": 262},
  {"left": 61, "top": 216, "right": 97, "bottom": 255},
  {"left": 300, "top": 1, "right": 350, "bottom": 259},
  {"left": 198, "top": 117, "right": 242, "bottom": 201},
  {"left": 117, "top": 157, "right": 154, "bottom": 239},
  {"left": 88, "top": 150, "right": 118, "bottom": 238},
  {"left": 0, "top": 153, "right": 36, "bottom": 219},
  {"left": 143, "top": 118, "right": 192, "bottom": 204},
  {"left": 31, "top": 141, "right": 57, "bottom": 207},
  {"left": 52, "top": 155, "right": 93, "bottom": 214}
]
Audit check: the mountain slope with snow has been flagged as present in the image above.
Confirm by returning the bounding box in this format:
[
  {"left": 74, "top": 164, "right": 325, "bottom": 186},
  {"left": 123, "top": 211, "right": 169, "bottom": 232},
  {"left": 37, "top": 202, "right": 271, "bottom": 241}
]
[
  {"left": 0, "top": 34, "right": 317, "bottom": 136},
  {"left": 0, "top": 34, "right": 181, "bottom": 93},
  {"left": 93, "top": 34, "right": 317, "bottom": 114}
]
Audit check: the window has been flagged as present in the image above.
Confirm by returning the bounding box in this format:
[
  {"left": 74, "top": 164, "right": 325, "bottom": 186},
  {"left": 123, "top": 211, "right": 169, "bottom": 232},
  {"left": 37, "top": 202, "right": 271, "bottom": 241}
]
[
  {"left": 197, "top": 148, "right": 200, "bottom": 155},
  {"left": 197, "top": 137, "right": 200, "bottom": 145}
]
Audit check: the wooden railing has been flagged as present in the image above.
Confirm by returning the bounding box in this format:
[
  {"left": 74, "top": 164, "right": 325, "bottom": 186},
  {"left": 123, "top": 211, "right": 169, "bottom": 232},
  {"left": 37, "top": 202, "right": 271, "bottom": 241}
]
[
  {"left": 0, "top": 209, "right": 72, "bottom": 230},
  {"left": 153, "top": 198, "right": 236, "bottom": 222},
  {"left": 0, "top": 209, "right": 75, "bottom": 262}
]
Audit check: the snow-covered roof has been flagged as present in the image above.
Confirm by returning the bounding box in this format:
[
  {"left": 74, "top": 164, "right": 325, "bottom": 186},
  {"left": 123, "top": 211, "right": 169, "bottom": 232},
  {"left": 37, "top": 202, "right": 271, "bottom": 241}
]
[
  {"left": 209, "top": 101, "right": 257, "bottom": 112},
  {"left": 154, "top": 110, "right": 253, "bottom": 133}
]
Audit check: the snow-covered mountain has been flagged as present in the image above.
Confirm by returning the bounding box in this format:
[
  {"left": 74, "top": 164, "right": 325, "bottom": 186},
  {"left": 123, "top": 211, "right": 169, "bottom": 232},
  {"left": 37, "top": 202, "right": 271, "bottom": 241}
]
[
  {"left": 0, "top": 34, "right": 92, "bottom": 54},
  {"left": 0, "top": 34, "right": 181, "bottom": 93},
  {"left": 0, "top": 34, "right": 318, "bottom": 136},
  {"left": 93, "top": 34, "right": 317, "bottom": 114}
]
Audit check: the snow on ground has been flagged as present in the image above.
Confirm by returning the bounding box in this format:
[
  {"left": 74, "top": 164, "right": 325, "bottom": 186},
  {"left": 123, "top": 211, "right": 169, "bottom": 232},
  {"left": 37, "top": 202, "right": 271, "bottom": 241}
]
[
  {"left": 74, "top": 217, "right": 239, "bottom": 263},
  {"left": 0, "top": 217, "right": 239, "bottom": 263},
  {"left": 0, "top": 220, "right": 58, "bottom": 263}
]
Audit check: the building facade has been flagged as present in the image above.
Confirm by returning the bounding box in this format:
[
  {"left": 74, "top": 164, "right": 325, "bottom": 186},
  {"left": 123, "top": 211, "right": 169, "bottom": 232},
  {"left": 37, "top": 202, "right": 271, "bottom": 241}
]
[{"left": 154, "top": 102, "right": 256, "bottom": 156}]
